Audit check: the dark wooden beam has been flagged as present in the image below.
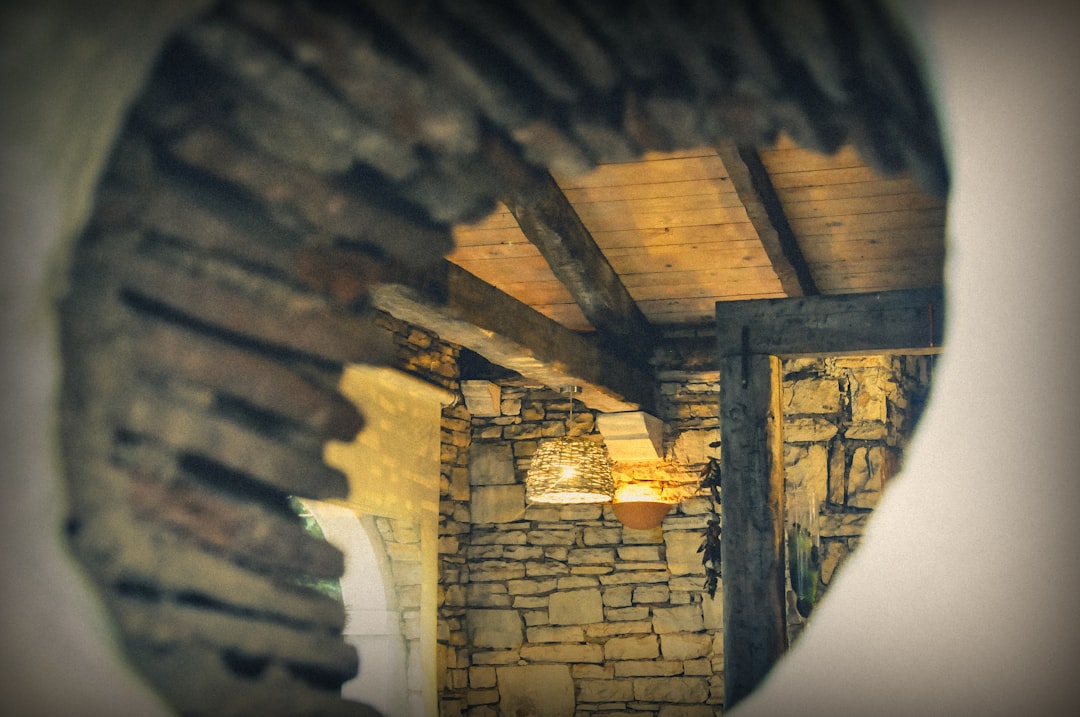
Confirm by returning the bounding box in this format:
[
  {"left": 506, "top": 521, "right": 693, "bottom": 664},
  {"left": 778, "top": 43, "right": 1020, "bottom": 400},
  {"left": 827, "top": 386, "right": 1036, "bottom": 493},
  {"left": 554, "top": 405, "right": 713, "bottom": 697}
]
[
  {"left": 715, "top": 141, "right": 818, "bottom": 297},
  {"left": 371, "top": 262, "right": 655, "bottom": 414},
  {"left": 715, "top": 287, "right": 944, "bottom": 358},
  {"left": 720, "top": 352, "right": 788, "bottom": 708},
  {"left": 501, "top": 170, "right": 657, "bottom": 357}
]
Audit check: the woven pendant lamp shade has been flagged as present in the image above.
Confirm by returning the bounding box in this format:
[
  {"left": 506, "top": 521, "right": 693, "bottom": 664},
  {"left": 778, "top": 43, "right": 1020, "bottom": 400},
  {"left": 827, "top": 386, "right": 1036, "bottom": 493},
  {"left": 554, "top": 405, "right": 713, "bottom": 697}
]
[{"left": 526, "top": 436, "right": 614, "bottom": 504}]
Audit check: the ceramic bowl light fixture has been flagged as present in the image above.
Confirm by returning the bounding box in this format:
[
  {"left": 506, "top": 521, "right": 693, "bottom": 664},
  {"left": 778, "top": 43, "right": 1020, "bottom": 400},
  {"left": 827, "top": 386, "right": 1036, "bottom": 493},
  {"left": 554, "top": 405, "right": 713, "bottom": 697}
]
[
  {"left": 610, "top": 460, "right": 689, "bottom": 529},
  {"left": 612, "top": 483, "right": 674, "bottom": 529}
]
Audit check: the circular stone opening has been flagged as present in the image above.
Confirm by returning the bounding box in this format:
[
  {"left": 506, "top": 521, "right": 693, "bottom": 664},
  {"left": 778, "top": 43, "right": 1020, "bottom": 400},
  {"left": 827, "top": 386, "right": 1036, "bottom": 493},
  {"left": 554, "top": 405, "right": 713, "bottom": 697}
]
[{"left": 54, "top": 2, "right": 947, "bottom": 714}]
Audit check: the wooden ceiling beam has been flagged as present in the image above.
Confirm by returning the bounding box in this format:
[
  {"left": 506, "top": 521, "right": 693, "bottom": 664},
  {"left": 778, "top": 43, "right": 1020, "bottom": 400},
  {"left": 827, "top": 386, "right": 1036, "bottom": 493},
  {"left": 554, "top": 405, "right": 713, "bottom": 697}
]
[
  {"left": 715, "top": 287, "right": 944, "bottom": 357},
  {"left": 501, "top": 170, "right": 657, "bottom": 357},
  {"left": 716, "top": 141, "right": 819, "bottom": 297},
  {"left": 371, "top": 262, "right": 655, "bottom": 414}
]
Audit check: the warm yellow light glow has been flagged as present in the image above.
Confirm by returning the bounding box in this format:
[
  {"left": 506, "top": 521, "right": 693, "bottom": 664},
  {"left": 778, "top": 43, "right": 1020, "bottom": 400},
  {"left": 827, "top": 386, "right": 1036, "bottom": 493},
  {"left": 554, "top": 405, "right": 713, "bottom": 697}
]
[
  {"left": 610, "top": 459, "right": 698, "bottom": 505},
  {"left": 609, "top": 460, "right": 688, "bottom": 528},
  {"left": 614, "top": 483, "right": 665, "bottom": 503},
  {"left": 525, "top": 436, "right": 614, "bottom": 504}
]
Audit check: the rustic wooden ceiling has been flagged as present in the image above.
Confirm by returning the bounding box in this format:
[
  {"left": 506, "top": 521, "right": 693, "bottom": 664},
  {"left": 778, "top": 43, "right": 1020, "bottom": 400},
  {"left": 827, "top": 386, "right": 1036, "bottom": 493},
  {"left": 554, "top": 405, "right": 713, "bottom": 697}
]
[
  {"left": 101, "top": 0, "right": 950, "bottom": 412},
  {"left": 448, "top": 137, "right": 946, "bottom": 333}
]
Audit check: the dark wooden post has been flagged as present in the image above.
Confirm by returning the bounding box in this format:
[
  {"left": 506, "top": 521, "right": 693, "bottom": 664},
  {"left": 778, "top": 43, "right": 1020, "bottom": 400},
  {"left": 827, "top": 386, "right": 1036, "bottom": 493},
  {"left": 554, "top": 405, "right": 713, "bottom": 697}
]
[
  {"left": 714, "top": 289, "right": 945, "bottom": 707},
  {"left": 720, "top": 351, "right": 788, "bottom": 708}
]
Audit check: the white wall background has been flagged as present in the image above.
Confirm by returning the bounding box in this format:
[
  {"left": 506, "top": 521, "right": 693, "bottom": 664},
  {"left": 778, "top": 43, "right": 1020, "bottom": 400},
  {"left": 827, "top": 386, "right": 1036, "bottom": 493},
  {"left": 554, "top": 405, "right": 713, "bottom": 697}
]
[{"left": 2, "top": 1, "right": 1078, "bottom": 715}]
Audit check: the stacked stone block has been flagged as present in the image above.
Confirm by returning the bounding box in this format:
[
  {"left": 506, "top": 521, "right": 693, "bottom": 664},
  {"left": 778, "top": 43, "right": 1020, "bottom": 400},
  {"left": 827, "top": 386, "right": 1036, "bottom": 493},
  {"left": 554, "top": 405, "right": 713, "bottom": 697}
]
[
  {"left": 374, "top": 312, "right": 461, "bottom": 393},
  {"left": 446, "top": 384, "right": 725, "bottom": 716},
  {"left": 780, "top": 355, "right": 933, "bottom": 637}
]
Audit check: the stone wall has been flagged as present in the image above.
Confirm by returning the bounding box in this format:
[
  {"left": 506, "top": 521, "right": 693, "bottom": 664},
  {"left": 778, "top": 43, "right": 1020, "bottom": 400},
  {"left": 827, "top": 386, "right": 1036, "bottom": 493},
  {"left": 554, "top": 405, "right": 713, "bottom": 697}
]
[
  {"left": 440, "top": 384, "right": 724, "bottom": 717},
  {"left": 378, "top": 315, "right": 934, "bottom": 714},
  {"left": 780, "top": 355, "right": 933, "bottom": 640}
]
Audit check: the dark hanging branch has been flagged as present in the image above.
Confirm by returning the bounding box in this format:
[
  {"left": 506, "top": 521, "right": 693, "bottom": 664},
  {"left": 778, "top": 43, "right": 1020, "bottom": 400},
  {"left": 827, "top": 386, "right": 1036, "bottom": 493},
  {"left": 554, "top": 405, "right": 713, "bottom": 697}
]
[{"left": 697, "top": 442, "right": 722, "bottom": 598}]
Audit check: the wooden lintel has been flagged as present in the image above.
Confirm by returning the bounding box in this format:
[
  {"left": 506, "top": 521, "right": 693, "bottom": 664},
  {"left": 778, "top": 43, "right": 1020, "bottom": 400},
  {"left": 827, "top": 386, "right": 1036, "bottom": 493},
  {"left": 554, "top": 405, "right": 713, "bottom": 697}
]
[
  {"left": 720, "top": 352, "right": 788, "bottom": 708},
  {"left": 716, "top": 141, "right": 818, "bottom": 297},
  {"left": 502, "top": 170, "right": 657, "bottom": 356},
  {"left": 371, "top": 263, "right": 655, "bottom": 414},
  {"left": 715, "top": 287, "right": 945, "bottom": 358}
]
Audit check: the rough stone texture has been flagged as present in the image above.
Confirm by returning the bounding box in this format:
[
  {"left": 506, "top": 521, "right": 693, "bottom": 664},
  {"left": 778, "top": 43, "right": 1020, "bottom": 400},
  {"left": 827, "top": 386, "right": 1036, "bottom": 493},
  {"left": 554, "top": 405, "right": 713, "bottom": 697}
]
[
  {"left": 634, "top": 677, "right": 710, "bottom": 702},
  {"left": 586, "top": 621, "right": 654, "bottom": 638},
  {"left": 606, "top": 607, "right": 651, "bottom": 622},
  {"left": 471, "top": 650, "right": 521, "bottom": 666},
  {"left": 519, "top": 643, "right": 604, "bottom": 663},
  {"left": 569, "top": 548, "right": 616, "bottom": 565},
  {"left": 684, "top": 658, "right": 714, "bottom": 676},
  {"left": 527, "top": 626, "right": 584, "bottom": 643},
  {"left": 549, "top": 589, "right": 604, "bottom": 625},
  {"left": 466, "top": 610, "right": 523, "bottom": 650},
  {"left": 660, "top": 633, "right": 714, "bottom": 660},
  {"left": 701, "top": 594, "right": 724, "bottom": 630},
  {"left": 572, "top": 664, "right": 614, "bottom": 679},
  {"left": 784, "top": 444, "right": 829, "bottom": 507},
  {"left": 617, "top": 545, "right": 663, "bottom": 562},
  {"left": 604, "top": 635, "right": 660, "bottom": 660},
  {"left": 466, "top": 689, "right": 499, "bottom": 705},
  {"left": 663, "top": 531, "right": 706, "bottom": 577},
  {"left": 603, "top": 586, "right": 633, "bottom": 607},
  {"left": 578, "top": 679, "right": 635, "bottom": 703},
  {"left": 784, "top": 416, "right": 839, "bottom": 442},
  {"left": 785, "top": 378, "right": 841, "bottom": 414},
  {"left": 652, "top": 605, "right": 705, "bottom": 634},
  {"left": 779, "top": 355, "right": 933, "bottom": 639},
  {"left": 616, "top": 660, "right": 684, "bottom": 678},
  {"left": 469, "top": 666, "right": 497, "bottom": 689},
  {"left": 599, "top": 570, "right": 670, "bottom": 586},
  {"left": 820, "top": 539, "right": 855, "bottom": 585},
  {"left": 470, "top": 484, "right": 525, "bottom": 524},
  {"left": 633, "top": 585, "right": 671, "bottom": 604},
  {"left": 469, "top": 443, "right": 516, "bottom": 486},
  {"left": 669, "top": 428, "right": 721, "bottom": 466},
  {"left": 848, "top": 446, "right": 895, "bottom": 509},
  {"left": 495, "top": 665, "right": 575, "bottom": 717},
  {"left": 471, "top": 561, "right": 526, "bottom": 582}
]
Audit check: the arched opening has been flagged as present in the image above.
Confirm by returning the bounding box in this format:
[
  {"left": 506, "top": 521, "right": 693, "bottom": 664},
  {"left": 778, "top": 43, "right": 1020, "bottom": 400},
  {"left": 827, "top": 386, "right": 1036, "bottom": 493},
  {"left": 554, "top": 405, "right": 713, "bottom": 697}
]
[{"left": 297, "top": 500, "right": 413, "bottom": 717}]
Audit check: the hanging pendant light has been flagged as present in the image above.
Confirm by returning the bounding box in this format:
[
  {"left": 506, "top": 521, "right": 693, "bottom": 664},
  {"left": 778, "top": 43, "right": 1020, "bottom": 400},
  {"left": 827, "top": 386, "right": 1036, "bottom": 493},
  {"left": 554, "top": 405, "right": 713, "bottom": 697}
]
[
  {"left": 525, "top": 388, "right": 614, "bottom": 504},
  {"left": 526, "top": 436, "right": 614, "bottom": 503}
]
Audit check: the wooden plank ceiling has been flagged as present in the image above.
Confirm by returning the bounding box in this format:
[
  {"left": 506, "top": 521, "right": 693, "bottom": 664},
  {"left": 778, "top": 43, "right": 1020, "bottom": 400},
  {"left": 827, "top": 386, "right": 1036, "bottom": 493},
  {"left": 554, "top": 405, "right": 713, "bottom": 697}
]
[{"left": 447, "top": 134, "right": 946, "bottom": 334}]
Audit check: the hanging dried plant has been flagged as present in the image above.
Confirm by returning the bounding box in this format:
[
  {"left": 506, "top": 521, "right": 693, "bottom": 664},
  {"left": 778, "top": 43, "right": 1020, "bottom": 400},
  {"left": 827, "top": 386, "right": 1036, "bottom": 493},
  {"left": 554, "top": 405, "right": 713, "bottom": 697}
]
[{"left": 697, "top": 447, "right": 722, "bottom": 598}]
